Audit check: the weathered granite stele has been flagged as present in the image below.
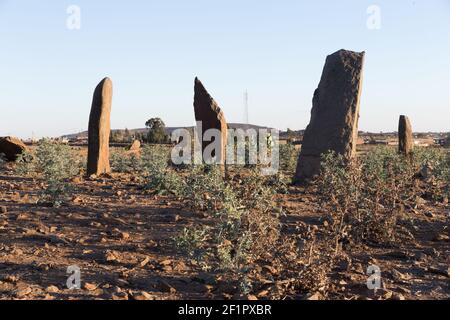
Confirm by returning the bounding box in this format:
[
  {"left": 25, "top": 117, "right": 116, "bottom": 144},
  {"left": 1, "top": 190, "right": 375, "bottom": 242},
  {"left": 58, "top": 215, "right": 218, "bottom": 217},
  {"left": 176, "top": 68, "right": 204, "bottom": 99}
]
[
  {"left": 295, "top": 49, "right": 365, "bottom": 181},
  {"left": 193, "top": 77, "right": 228, "bottom": 165},
  {"left": 128, "top": 140, "right": 141, "bottom": 152},
  {"left": 0, "top": 136, "right": 28, "bottom": 161},
  {"left": 398, "top": 115, "right": 413, "bottom": 156},
  {"left": 87, "top": 77, "right": 113, "bottom": 176}
]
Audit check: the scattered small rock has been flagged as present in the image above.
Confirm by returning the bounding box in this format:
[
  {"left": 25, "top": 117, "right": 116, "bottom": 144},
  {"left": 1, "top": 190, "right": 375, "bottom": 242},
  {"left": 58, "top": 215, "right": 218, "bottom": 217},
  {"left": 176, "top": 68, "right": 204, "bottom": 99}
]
[
  {"left": 415, "top": 196, "right": 427, "bottom": 206},
  {"left": 119, "top": 232, "right": 130, "bottom": 241},
  {"left": 71, "top": 177, "right": 82, "bottom": 184},
  {"left": 15, "top": 213, "right": 27, "bottom": 221},
  {"left": 72, "top": 196, "right": 82, "bottom": 204},
  {"left": 257, "top": 290, "right": 269, "bottom": 298},
  {"left": 105, "top": 250, "right": 120, "bottom": 262},
  {"left": 377, "top": 289, "right": 393, "bottom": 300},
  {"left": 11, "top": 248, "right": 24, "bottom": 256},
  {"left": 306, "top": 292, "right": 322, "bottom": 300},
  {"left": 391, "top": 269, "right": 412, "bottom": 282},
  {"left": 84, "top": 283, "right": 98, "bottom": 291},
  {"left": 159, "top": 259, "right": 172, "bottom": 266},
  {"left": 14, "top": 285, "right": 32, "bottom": 298},
  {"left": 139, "top": 256, "right": 151, "bottom": 268},
  {"left": 173, "top": 261, "right": 187, "bottom": 272},
  {"left": 46, "top": 285, "right": 59, "bottom": 293}
]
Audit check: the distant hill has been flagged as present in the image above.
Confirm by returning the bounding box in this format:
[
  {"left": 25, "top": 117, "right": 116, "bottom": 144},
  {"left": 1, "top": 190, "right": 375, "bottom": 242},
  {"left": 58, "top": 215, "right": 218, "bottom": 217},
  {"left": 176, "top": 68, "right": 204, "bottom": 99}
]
[
  {"left": 61, "top": 126, "right": 450, "bottom": 142},
  {"left": 61, "top": 123, "right": 277, "bottom": 140}
]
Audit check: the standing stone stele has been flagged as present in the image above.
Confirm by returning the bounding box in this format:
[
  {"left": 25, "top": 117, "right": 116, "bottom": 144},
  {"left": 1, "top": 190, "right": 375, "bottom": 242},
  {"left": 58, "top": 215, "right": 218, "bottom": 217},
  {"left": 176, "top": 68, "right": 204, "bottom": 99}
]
[
  {"left": 128, "top": 140, "right": 141, "bottom": 152},
  {"left": 87, "top": 77, "right": 113, "bottom": 176},
  {"left": 193, "top": 77, "right": 228, "bottom": 166},
  {"left": 398, "top": 115, "right": 413, "bottom": 156},
  {"left": 295, "top": 49, "right": 365, "bottom": 182}
]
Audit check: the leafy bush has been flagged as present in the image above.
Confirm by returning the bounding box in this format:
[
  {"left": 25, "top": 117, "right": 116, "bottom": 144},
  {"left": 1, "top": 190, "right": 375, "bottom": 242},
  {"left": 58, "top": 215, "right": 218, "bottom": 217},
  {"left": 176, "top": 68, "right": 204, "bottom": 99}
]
[
  {"left": 16, "top": 139, "right": 82, "bottom": 207},
  {"left": 318, "top": 147, "right": 417, "bottom": 246},
  {"left": 413, "top": 148, "right": 450, "bottom": 200},
  {"left": 183, "top": 165, "right": 229, "bottom": 211},
  {"left": 15, "top": 149, "right": 35, "bottom": 176},
  {"left": 175, "top": 166, "right": 282, "bottom": 294},
  {"left": 266, "top": 171, "right": 291, "bottom": 194},
  {"left": 173, "top": 226, "right": 209, "bottom": 262},
  {"left": 279, "top": 143, "right": 299, "bottom": 173},
  {"left": 318, "top": 146, "right": 450, "bottom": 250},
  {"left": 140, "top": 145, "right": 185, "bottom": 196},
  {"left": 110, "top": 151, "right": 141, "bottom": 174}
]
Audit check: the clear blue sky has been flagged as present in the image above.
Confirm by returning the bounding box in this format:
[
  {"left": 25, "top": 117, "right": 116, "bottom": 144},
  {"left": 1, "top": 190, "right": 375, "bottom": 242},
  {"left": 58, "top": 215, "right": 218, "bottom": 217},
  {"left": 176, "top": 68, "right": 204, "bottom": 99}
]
[{"left": 1, "top": 0, "right": 449, "bottom": 138}]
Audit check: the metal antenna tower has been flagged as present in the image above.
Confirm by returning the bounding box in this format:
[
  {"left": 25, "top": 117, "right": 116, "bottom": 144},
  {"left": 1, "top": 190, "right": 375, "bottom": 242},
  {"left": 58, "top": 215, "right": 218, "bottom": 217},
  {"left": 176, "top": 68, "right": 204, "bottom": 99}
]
[{"left": 243, "top": 90, "right": 249, "bottom": 126}]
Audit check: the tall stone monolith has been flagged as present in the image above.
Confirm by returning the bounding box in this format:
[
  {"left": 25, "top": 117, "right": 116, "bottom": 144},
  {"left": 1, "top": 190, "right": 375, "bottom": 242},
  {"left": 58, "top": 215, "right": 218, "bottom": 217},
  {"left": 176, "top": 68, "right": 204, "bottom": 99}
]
[
  {"left": 193, "top": 77, "right": 228, "bottom": 165},
  {"left": 87, "top": 77, "right": 113, "bottom": 176},
  {"left": 295, "top": 49, "right": 365, "bottom": 182},
  {"left": 398, "top": 115, "right": 413, "bottom": 156}
]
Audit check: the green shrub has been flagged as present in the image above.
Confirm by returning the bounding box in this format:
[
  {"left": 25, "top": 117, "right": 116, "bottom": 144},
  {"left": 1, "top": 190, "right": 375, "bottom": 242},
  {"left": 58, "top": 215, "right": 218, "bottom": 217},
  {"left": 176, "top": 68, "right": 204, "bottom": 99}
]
[
  {"left": 173, "top": 226, "right": 209, "bottom": 260},
  {"left": 140, "top": 145, "right": 185, "bottom": 196},
  {"left": 266, "top": 171, "right": 291, "bottom": 194},
  {"left": 318, "top": 147, "right": 450, "bottom": 247},
  {"left": 15, "top": 149, "right": 35, "bottom": 176},
  {"left": 110, "top": 151, "right": 141, "bottom": 174},
  {"left": 318, "top": 147, "right": 416, "bottom": 246},
  {"left": 175, "top": 166, "right": 282, "bottom": 294},
  {"left": 279, "top": 143, "right": 299, "bottom": 173},
  {"left": 413, "top": 148, "right": 450, "bottom": 200},
  {"left": 183, "top": 165, "right": 228, "bottom": 211},
  {"left": 16, "top": 139, "right": 82, "bottom": 207}
]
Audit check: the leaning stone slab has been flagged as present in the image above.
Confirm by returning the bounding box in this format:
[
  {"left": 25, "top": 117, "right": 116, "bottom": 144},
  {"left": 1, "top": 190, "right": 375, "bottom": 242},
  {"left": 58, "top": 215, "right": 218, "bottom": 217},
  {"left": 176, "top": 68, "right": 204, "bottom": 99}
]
[
  {"left": 87, "top": 77, "right": 113, "bottom": 176},
  {"left": 193, "top": 77, "right": 228, "bottom": 165},
  {"left": 295, "top": 49, "right": 365, "bottom": 181}
]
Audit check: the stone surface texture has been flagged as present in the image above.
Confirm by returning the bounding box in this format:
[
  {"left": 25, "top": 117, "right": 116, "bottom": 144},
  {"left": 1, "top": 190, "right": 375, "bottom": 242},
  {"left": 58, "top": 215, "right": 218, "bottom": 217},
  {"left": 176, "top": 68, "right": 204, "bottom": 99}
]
[
  {"left": 87, "top": 77, "right": 113, "bottom": 176},
  {"left": 295, "top": 49, "right": 365, "bottom": 181}
]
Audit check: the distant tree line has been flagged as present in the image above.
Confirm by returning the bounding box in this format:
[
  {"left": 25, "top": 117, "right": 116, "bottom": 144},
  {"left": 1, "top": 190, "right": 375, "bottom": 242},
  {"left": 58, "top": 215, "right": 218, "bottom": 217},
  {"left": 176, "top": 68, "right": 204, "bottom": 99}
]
[{"left": 110, "top": 117, "right": 170, "bottom": 144}]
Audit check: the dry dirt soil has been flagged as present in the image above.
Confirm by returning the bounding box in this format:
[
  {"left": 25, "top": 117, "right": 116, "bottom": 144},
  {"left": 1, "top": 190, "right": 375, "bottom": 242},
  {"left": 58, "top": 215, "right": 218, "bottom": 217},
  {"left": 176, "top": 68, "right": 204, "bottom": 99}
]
[{"left": 0, "top": 157, "right": 448, "bottom": 300}]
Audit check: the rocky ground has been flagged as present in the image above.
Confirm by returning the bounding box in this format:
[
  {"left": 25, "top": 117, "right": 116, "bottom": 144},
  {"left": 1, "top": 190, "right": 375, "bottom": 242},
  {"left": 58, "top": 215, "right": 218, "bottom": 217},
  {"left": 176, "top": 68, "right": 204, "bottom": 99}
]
[{"left": 0, "top": 164, "right": 448, "bottom": 300}]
